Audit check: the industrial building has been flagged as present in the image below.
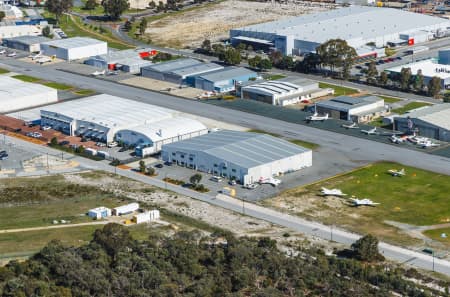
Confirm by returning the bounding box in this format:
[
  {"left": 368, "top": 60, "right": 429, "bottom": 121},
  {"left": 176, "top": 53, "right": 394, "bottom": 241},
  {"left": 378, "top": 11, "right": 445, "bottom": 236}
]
[
  {"left": 39, "top": 94, "right": 208, "bottom": 151},
  {"left": 120, "top": 117, "right": 208, "bottom": 157},
  {"left": 161, "top": 130, "right": 312, "bottom": 185},
  {"left": 316, "top": 95, "right": 386, "bottom": 123},
  {"left": 113, "top": 203, "right": 139, "bottom": 216},
  {"left": 40, "top": 37, "right": 108, "bottom": 61},
  {"left": 230, "top": 6, "right": 450, "bottom": 56},
  {"left": 84, "top": 48, "right": 156, "bottom": 73},
  {"left": 88, "top": 207, "right": 111, "bottom": 220},
  {"left": 141, "top": 58, "right": 224, "bottom": 85},
  {"left": 2, "top": 35, "right": 50, "bottom": 52},
  {"left": 394, "top": 104, "right": 450, "bottom": 142},
  {"left": 239, "top": 78, "right": 333, "bottom": 106},
  {"left": 0, "top": 22, "right": 42, "bottom": 39},
  {"left": 194, "top": 67, "right": 257, "bottom": 92},
  {"left": 386, "top": 49, "right": 450, "bottom": 89},
  {"left": 0, "top": 76, "right": 58, "bottom": 113}
]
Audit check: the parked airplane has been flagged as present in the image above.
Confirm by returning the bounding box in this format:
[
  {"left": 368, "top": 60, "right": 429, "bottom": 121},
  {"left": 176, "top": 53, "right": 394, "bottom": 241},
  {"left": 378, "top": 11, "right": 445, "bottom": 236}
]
[
  {"left": 389, "top": 134, "right": 405, "bottom": 144},
  {"left": 360, "top": 127, "right": 379, "bottom": 135},
  {"left": 320, "top": 187, "right": 347, "bottom": 196},
  {"left": 0, "top": 49, "right": 6, "bottom": 55},
  {"left": 91, "top": 70, "right": 106, "bottom": 76},
  {"left": 36, "top": 57, "right": 51, "bottom": 64},
  {"left": 341, "top": 122, "right": 359, "bottom": 129},
  {"left": 258, "top": 177, "right": 281, "bottom": 186},
  {"left": 388, "top": 168, "right": 406, "bottom": 177},
  {"left": 6, "top": 51, "right": 17, "bottom": 57},
  {"left": 306, "top": 112, "right": 329, "bottom": 122},
  {"left": 421, "top": 140, "right": 440, "bottom": 148},
  {"left": 29, "top": 53, "right": 42, "bottom": 60},
  {"left": 349, "top": 198, "right": 380, "bottom": 206}
]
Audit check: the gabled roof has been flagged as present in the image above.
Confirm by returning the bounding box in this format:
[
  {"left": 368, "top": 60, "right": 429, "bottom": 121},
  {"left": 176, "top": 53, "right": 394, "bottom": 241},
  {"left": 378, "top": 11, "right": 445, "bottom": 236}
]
[{"left": 162, "top": 130, "right": 310, "bottom": 168}]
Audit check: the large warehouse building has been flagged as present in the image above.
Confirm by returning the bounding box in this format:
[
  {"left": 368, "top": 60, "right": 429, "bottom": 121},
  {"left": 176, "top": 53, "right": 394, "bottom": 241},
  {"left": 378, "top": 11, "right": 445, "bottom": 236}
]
[
  {"left": 40, "top": 37, "right": 108, "bottom": 61},
  {"left": 316, "top": 95, "right": 386, "bottom": 123},
  {"left": 2, "top": 35, "right": 50, "bottom": 52},
  {"left": 394, "top": 104, "right": 450, "bottom": 142},
  {"left": 194, "top": 67, "right": 257, "bottom": 92},
  {"left": 230, "top": 6, "right": 450, "bottom": 56},
  {"left": 84, "top": 48, "right": 156, "bottom": 73},
  {"left": 40, "top": 94, "right": 207, "bottom": 151},
  {"left": 161, "top": 130, "right": 312, "bottom": 185},
  {"left": 0, "top": 76, "right": 58, "bottom": 113}
]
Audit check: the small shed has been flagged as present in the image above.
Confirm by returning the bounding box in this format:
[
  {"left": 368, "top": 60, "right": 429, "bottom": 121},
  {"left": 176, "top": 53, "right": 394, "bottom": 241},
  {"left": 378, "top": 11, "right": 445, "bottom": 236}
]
[
  {"left": 132, "top": 210, "right": 160, "bottom": 224},
  {"left": 113, "top": 202, "right": 139, "bottom": 216},
  {"left": 88, "top": 207, "right": 111, "bottom": 220}
]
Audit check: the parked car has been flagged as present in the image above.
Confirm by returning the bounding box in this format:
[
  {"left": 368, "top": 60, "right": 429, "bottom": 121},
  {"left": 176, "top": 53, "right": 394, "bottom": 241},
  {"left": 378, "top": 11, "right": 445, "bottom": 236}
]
[
  {"left": 228, "top": 180, "right": 237, "bottom": 186},
  {"left": 96, "top": 142, "right": 106, "bottom": 147},
  {"left": 154, "top": 163, "right": 163, "bottom": 168},
  {"left": 107, "top": 141, "right": 118, "bottom": 148},
  {"left": 210, "top": 176, "right": 222, "bottom": 182},
  {"left": 59, "top": 140, "right": 70, "bottom": 146},
  {"left": 41, "top": 126, "right": 51, "bottom": 130},
  {"left": 33, "top": 132, "right": 42, "bottom": 138},
  {"left": 0, "top": 154, "right": 8, "bottom": 160},
  {"left": 245, "top": 183, "right": 258, "bottom": 190}
]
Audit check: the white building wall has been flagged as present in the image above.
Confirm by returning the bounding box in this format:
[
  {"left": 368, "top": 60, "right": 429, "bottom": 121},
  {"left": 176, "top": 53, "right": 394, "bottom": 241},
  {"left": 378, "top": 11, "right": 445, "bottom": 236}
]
[
  {"left": 0, "top": 25, "right": 41, "bottom": 39},
  {"left": 42, "top": 42, "right": 107, "bottom": 61},
  {"left": 1, "top": 89, "right": 57, "bottom": 113},
  {"left": 348, "top": 100, "right": 385, "bottom": 116}
]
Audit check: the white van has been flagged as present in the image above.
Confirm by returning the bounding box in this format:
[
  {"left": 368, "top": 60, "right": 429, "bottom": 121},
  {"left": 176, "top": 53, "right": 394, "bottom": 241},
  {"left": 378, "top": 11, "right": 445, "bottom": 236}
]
[{"left": 210, "top": 176, "right": 222, "bottom": 182}]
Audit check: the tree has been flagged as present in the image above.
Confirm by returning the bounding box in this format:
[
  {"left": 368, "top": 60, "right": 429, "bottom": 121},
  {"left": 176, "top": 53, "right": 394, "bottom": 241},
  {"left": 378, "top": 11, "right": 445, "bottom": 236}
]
[
  {"left": 295, "top": 53, "right": 320, "bottom": 74},
  {"left": 316, "top": 39, "right": 357, "bottom": 77},
  {"left": 248, "top": 55, "right": 262, "bottom": 69},
  {"left": 366, "top": 61, "right": 378, "bottom": 84},
  {"left": 399, "top": 67, "right": 412, "bottom": 91},
  {"left": 211, "top": 43, "right": 225, "bottom": 57},
  {"left": 75, "top": 145, "right": 85, "bottom": 154},
  {"left": 101, "top": 0, "right": 129, "bottom": 20},
  {"left": 156, "top": 0, "right": 165, "bottom": 12},
  {"left": 190, "top": 173, "right": 202, "bottom": 186},
  {"left": 258, "top": 58, "right": 272, "bottom": 71},
  {"left": 46, "top": 0, "right": 73, "bottom": 22},
  {"left": 276, "top": 56, "right": 294, "bottom": 70},
  {"left": 201, "top": 39, "right": 212, "bottom": 53},
  {"left": 139, "top": 18, "right": 147, "bottom": 35},
  {"left": 0, "top": 11, "right": 5, "bottom": 22},
  {"left": 443, "top": 92, "right": 450, "bottom": 103},
  {"left": 427, "top": 76, "right": 441, "bottom": 98},
  {"left": 221, "top": 47, "right": 241, "bottom": 65},
  {"left": 378, "top": 71, "right": 389, "bottom": 86},
  {"left": 84, "top": 0, "right": 97, "bottom": 10},
  {"left": 93, "top": 223, "right": 132, "bottom": 260},
  {"left": 50, "top": 137, "right": 58, "bottom": 146},
  {"left": 148, "top": 0, "right": 156, "bottom": 8},
  {"left": 42, "top": 26, "right": 51, "bottom": 38},
  {"left": 123, "top": 20, "right": 132, "bottom": 31},
  {"left": 269, "top": 51, "right": 283, "bottom": 66},
  {"left": 146, "top": 166, "right": 155, "bottom": 176},
  {"left": 139, "top": 160, "right": 146, "bottom": 173},
  {"left": 413, "top": 69, "right": 424, "bottom": 92},
  {"left": 351, "top": 234, "right": 384, "bottom": 262},
  {"left": 236, "top": 43, "right": 246, "bottom": 53}
]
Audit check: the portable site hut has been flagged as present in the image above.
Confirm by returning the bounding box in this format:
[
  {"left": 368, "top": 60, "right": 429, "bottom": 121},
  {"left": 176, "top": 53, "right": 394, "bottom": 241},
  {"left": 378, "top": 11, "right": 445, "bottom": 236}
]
[
  {"left": 88, "top": 207, "right": 111, "bottom": 220},
  {"left": 112, "top": 202, "right": 139, "bottom": 216}
]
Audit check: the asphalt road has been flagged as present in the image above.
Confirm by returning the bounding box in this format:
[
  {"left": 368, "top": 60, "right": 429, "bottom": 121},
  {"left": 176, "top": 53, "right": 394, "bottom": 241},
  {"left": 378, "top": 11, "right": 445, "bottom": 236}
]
[
  {"left": 3, "top": 134, "right": 450, "bottom": 276},
  {"left": 1, "top": 57, "right": 449, "bottom": 176}
]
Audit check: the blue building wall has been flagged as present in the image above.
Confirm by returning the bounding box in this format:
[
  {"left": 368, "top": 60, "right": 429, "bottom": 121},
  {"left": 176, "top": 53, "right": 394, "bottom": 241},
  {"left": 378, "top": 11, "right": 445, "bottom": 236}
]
[{"left": 194, "top": 71, "right": 257, "bottom": 92}]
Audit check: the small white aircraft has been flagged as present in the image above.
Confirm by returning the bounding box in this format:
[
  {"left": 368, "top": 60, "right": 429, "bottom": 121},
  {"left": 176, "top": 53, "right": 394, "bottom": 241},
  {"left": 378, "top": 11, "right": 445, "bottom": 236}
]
[
  {"left": 360, "top": 127, "right": 379, "bottom": 135},
  {"left": 91, "top": 69, "right": 106, "bottom": 76},
  {"left": 349, "top": 198, "right": 380, "bottom": 207},
  {"left": 6, "top": 51, "right": 17, "bottom": 57},
  {"left": 389, "top": 134, "right": 405, "bottom": 144},
  {"left": 320, "top": 187, "right": 347, "bottom": 197},
  {"left": 29, "top": 53, "right": 42, "bottom": 60},
  {"left": 258, "top": 177, "right": 281, "bottom": 186},
  {"left": 36, "top": 56, "right": 52, "bottom": 64},
  {"left": 421, "top": 140, "right": 440, "bottom": 148},
  {"left": 341, "top": 122, "right": 359, "bottom": 129},
  {"left": 388, "top": 168, "right": 406, "bottom": 177},
  {"left": 306, "top": 112, "right": 329, "bottom": 122},
  {"left": 0, "top": 49, "right": 6, "bottom": 55}
]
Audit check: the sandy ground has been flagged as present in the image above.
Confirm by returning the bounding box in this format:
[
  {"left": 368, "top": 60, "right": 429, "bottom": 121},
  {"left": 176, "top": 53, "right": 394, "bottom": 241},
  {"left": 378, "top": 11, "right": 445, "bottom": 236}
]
[
  {"left": 144, "top": 0, "right": 335, "bottom": 48},
  {"left": 64, "top": 172, "right": 341, "bottom": 251},
  {"left": 120, "top": 76, "right": 204, "bottom": 98}
]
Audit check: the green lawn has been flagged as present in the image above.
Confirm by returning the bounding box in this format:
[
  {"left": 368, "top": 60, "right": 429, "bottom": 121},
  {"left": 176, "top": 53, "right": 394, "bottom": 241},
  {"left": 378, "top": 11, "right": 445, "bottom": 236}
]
[
  {"left": 0, "top": 68, "right": 10, "bottom": 74},
  {"left": 318, "top": 82, "right": 358, "bottom": 96},
  {"left": 43, "top": 82, "right": 73, "bottom": 90},
  {"left": 423, "top": 228, "right": 450, "bottom": 245},
  {"left": 264, "top": 74, "right": 286, "bottom": 80},
  {"left": 74, "top": 89, "right": 96, "bottom": 96},
  {"left": 307, "top": 162, "right": 450, "bottom": 226},
  {"left": 12, "top": 74, "right": 41, "bottom": 83},
  {"left": 392, "top": 102, "right": 432, "bottom": 114},
  {"left": 378, "top": 95, "right": 402, "bottom": 104},
  {"left": 71, "top": 1, "right": 105, "bottom": 15},
  {"left": 248, "top": 129, "right": 319, "bottom": 150}
]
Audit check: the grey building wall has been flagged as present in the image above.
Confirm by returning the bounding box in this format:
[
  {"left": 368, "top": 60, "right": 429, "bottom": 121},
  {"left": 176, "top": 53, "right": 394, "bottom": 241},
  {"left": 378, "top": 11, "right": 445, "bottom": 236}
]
[{"left": 395, "top": 118, "right": 450, "bottom": 141}]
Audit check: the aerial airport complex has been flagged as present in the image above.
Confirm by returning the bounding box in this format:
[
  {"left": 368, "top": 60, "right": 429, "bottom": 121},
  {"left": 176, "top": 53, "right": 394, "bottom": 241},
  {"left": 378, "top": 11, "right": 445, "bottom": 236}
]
[{"left": 0, "top": 0, "right": 450, "bottom": 282}]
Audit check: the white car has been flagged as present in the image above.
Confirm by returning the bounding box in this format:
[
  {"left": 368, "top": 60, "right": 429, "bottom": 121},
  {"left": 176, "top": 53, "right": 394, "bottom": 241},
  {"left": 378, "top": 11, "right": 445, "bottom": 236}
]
[
  {"left": 41, "top": 126, "right": 51, "bottom": 131},
  {"left": 6, "top": 52, "right": 17, "bottom": 57},
  {"left": 33, "top": 132, "right": 42, "bottom": 138},
  {"left": 0, "top": 49, "right": 6, "bottom": 55},
  {"left": 96, "top": 142, "right": 106, "bottom": 147},
  {"left": 245, "top": 183, "right": 258, "bottom": 190},
  {"left": 107, "top": 141, "right": 118, "bottom": 147}
]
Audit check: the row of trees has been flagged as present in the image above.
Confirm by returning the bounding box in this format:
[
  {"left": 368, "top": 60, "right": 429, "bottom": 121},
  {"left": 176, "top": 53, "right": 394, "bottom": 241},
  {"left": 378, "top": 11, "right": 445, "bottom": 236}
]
[
  {"left": 0, "top": 224, "right": 443, "bottom": 296},
  {"left": 46, "top": 0, "right": 129, "bottom": 21},
  {"left": 149, "top": 0, "right": 183, "bottom": 12}
]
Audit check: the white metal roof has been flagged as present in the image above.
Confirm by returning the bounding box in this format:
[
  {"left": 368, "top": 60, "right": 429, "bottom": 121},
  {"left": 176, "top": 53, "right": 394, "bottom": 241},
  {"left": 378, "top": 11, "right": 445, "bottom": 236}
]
[
  {"left": 243, "top": 80, "right": 302, "bottom": 96},
  {"left": 386, "top": 59, "right": 450, "bottom": 79},
  {"left": 40, "top": 94, "right": 176, "bottom": 129},
  {"left": 234, "top": 6, "right": 450, "bottom": 44},
  {"left": 125, "top": 117, "right": 207, "bottom": 142},
  {"left": 0, "top": 76, "right": 57, "bottom": 112},
  {"left": 163, "top": 130, "right": 310, "bottom": 168},
  {"left": 41, "top": 37, "right": 106, "bottom": 49},
  {"left": 399, "top": 103, "right": 450, "bottom": 130}
]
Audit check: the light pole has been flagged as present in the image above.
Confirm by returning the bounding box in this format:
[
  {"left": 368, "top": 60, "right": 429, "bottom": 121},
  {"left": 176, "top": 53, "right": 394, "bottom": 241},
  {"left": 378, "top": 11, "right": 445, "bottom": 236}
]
[{"left": 330, "top": 224, "right": 334, "bottom": 242}]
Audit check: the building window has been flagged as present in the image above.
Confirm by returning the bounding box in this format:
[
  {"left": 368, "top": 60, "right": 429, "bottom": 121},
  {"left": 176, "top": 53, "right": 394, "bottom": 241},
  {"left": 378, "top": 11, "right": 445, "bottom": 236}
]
[
  {"left": 231, "top": 169, "right": 236, "bottom": 173},
  {"left": 189, "top": 157, "right": 193, "bottom": 161},
  {"left": 223, "top": 166, "right": 227, "bottom": 170},
  {"left": 181, "top": 155, "right": 185, "bottom": 158},
  {"left": 172, "top": 152, "right": 176, "bottom": 156},
  {"left": 214, "top": 164, "right": 218, "bottom": 167}
]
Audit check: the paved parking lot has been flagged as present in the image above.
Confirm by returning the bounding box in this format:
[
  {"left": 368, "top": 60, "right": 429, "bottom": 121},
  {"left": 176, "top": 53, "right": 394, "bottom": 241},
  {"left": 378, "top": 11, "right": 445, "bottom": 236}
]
[{"left": 0, "top": 141, "right": 39, "bottom": 170}]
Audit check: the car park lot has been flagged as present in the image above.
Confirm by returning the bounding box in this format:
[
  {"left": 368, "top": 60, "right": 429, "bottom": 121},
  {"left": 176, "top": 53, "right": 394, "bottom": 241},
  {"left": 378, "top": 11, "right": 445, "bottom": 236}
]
[{"left": 0, "top": 141, "right": 39, "bottom": 170}]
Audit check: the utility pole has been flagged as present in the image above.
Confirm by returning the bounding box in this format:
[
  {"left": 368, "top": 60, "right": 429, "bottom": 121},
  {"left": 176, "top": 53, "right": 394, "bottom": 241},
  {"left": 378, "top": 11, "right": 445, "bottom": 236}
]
[
  {"left": 432, "top": 250, "right": 435, "bottom": 272},
  {"left": 330, "top": 224, "right": 333, "bottom": 242},
  {"left": 242, "top": 197, "right": 245, "bottom": 215}
]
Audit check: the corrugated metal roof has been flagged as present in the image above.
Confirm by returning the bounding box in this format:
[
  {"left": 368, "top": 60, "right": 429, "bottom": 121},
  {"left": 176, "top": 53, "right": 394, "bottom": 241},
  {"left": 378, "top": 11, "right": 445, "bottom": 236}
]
[
  {"left": 0, "top": 76, "right": 55, "bottom": 98},
  {"left": 163, "top": 130, "right": 310, "bottom": 168},
  {"left": 170, "top": 62, "right": 224, "bottom": 78},
  {"left": 243, "top": 80, "right": 301, "bottom": 96},
  {"left": 3, "top": 35, "right": 50, "bottom": 45},
  {"left": 41, "top": 37, "right": 106, "bottom": 49},
  {"left": 142, "top": 58, "right": 202, "bottom": 73},
  {"left": 316, "top": 95, "right": 382, "bottom": 111},
  {"left": 234, "top": 6, "right": 450, "bottom": 44},
  {"left": 399, "top": 103, "right": 450, "bottom": 130},
  {"left": 196, "top": 67, "right": 256, "bottom": 83}
]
